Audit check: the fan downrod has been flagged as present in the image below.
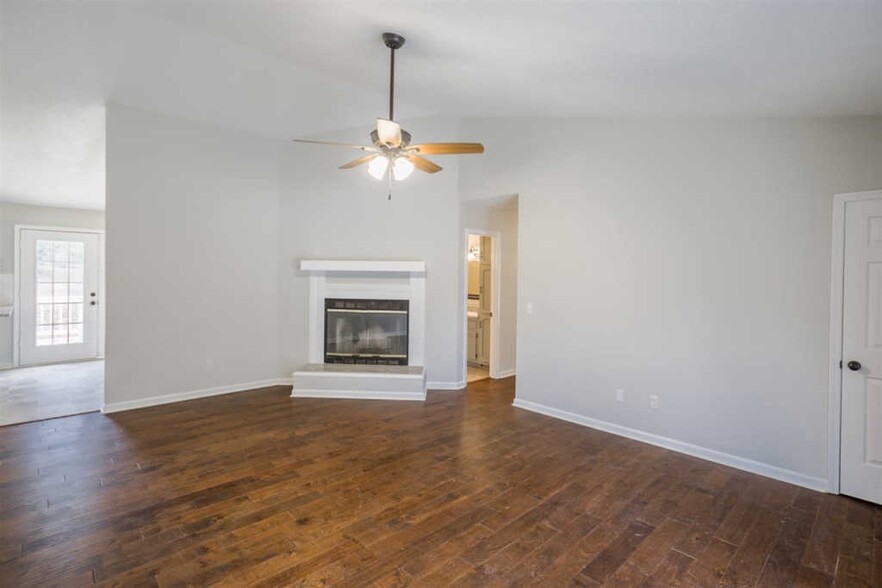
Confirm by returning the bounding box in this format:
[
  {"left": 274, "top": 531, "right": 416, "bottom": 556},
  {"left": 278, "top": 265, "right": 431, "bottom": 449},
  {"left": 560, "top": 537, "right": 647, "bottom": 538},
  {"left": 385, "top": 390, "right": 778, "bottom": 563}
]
[{"left": 382, "top": 32, "right": 405, "bottom": 50}]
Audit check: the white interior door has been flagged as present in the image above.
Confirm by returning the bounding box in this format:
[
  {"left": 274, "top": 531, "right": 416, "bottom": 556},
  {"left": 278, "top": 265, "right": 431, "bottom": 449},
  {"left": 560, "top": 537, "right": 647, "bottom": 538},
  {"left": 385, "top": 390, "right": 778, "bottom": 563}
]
[
  {"left": 18, "top": 229, "right": 101, "bottom": 366},
  {"left": 477, "top": 236, "right": 492, "bottom": 367},
  {"left": 841, "top": 198, "right": 882, "bottom": 504}
]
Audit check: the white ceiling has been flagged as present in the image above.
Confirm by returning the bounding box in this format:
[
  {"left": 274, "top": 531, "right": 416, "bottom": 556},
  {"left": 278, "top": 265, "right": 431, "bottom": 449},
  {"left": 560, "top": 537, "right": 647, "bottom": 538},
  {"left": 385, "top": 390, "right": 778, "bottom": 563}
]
[{"left": 2, "top": 0, "right": 882, "bottom": 210}]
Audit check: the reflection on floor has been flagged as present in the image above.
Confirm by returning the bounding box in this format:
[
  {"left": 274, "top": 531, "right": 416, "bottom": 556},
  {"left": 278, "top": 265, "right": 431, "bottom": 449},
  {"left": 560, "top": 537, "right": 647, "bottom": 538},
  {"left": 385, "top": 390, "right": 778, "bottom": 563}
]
[
  {"left": 467, "top": 365, "right": 489, "bottom": 383},
  {"left": 0, "top": 360, "right": 103, "bottom": 426}
]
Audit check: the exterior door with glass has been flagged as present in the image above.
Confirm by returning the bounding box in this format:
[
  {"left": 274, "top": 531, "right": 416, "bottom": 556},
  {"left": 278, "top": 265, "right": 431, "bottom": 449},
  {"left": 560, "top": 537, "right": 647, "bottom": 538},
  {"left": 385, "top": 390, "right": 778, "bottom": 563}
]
[{"left": 18, "top": 229, "right": 101, "bottom": 366}]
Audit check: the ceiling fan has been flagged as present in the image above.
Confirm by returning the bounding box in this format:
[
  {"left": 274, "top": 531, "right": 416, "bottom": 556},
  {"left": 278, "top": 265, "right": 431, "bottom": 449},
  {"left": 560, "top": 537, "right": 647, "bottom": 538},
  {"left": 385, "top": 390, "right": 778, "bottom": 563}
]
[{"left": 293, "top": 32, "right": 484, "bottom": 183}]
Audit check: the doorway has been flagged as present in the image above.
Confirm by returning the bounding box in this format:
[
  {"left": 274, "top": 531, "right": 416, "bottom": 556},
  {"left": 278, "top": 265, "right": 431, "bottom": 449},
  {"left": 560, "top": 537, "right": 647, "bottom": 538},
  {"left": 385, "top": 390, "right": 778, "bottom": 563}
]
[
  {"left": 830, "top": 189, "right": 882, "bottom": 505},
  {"left": 464, "top": 231, "right": 500, "bottom": 383},
  {"left": 1, "top": 225, "right": 105, "bottom": 426}
]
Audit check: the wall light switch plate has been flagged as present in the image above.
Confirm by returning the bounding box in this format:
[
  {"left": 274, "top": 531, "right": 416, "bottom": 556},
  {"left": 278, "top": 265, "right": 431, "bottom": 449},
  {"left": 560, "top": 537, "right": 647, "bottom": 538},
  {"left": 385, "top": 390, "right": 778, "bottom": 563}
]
[
  {"left": 526, "top": 303, "right": 534, "bottom": 315},
  {"left": 650, "top": 395, "right": 659, "bottom": 409},
  {"left": 616, "top": 389, "right": 625, "bottom": 403}
]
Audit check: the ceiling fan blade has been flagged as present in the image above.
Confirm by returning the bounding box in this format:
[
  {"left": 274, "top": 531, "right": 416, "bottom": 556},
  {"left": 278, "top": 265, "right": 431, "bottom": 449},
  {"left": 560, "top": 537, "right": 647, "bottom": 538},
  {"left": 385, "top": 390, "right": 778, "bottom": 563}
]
[
  {"left": 292, "top": 139, "right": 376, "bottom": 151},
  {"left": 409, "top": 142, "right": 484, "bottom": 155},
  {"left": 407, "top": 154, "right": 442, "bottom": 174},
  {"left": 376, "top": 118, "right": 402, "bottom": 147},
  {"left": 339, "top": 154, "right": 378, "bottom": 169}
]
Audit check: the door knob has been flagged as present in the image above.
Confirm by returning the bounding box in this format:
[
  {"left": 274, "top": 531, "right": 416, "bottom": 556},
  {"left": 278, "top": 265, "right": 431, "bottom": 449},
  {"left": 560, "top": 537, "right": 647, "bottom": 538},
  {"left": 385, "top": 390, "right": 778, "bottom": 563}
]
[{"left": 847, "top": 360, "right": 862, "bottom": 371}]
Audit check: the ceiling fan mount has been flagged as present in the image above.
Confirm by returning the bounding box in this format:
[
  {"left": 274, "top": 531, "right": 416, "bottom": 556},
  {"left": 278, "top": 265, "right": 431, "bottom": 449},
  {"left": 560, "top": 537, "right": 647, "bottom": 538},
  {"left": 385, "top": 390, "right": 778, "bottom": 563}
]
[
  {"left": 293, "top": 31, "right": 484, "bottom": 184},
  {"left": 382, "top": 32, "right": 405, "bottom": 51}
]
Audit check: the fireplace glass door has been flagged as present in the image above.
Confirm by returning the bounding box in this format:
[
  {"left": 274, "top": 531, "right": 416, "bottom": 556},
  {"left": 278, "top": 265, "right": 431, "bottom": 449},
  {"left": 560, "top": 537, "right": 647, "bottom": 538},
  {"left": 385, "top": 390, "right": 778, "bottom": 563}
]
[{"left": 324, "top": 299, "right": 409, "bottom": 365}]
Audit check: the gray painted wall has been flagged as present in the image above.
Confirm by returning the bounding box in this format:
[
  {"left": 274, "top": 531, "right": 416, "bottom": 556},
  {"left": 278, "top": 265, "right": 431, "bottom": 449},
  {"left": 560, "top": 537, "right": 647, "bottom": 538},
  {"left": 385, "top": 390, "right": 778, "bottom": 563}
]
[{"left": 458, "top": 116, "right": 882, "bottom": 482}]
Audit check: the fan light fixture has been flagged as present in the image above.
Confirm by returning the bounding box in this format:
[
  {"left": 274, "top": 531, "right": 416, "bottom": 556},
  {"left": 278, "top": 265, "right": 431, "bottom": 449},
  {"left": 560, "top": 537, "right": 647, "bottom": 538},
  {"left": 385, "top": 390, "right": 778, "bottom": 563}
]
[
  {"left": 392, "top": 157, "right": 414, "bottom": 181},
  {"left": 367, "top": 156, "right": 389, "bottom": 180},
  {"left": 292, "top": 32, "right": 485, "bottom": 192}
]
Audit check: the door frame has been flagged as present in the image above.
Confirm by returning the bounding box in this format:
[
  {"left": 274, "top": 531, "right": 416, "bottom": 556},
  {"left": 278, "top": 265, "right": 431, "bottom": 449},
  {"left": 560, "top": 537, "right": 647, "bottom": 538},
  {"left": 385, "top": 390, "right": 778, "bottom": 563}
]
[
  {"left": 13, "top": 225, "right": 106, "bottom": 368},
  {"left": 828, "top": 189, "right": 882, "bottom": 494},
  {"left": 462, "top": 228, "right": 502, "bottom": 382}
]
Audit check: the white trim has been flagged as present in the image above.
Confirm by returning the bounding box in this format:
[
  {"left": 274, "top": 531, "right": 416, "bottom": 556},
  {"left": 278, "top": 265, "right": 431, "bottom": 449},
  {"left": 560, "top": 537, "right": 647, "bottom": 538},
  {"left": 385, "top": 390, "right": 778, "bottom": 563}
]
[
  {"left": 300, "top": 260, "right": 425, "bottom": 273},
  {"left": 101, "top": 378, "right": 291, "bottom": 414},
  {"left": 293, "top": 369, "right": 425, "bottom": 380},
  {"left": 512, "top": 398, "right": 828, "bottom": 492},
  {"left": 428, "top": 380, "right": 466, "bottom": 390},
  {"left": 13, "top": 225, "right": 106, "bottom": 369},
  {"left": 291, "top": 389, "right": 426, "bottom": 401},
  {"left": 462, "top": 229, "right": 503, "bottom": 382},
  {"left": 495, "top": 369, "right": 516, "bottom": 379},
  {"left": 828, "top": 189, "right": 882, "bottom": 494}
]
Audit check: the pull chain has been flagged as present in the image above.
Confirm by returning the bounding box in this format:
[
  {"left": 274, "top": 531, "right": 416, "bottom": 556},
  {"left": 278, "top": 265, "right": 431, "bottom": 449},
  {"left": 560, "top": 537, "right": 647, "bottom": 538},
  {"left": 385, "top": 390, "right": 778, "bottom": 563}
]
[{"left": 387, "top": 167, "right": 393, "bottom": 200}]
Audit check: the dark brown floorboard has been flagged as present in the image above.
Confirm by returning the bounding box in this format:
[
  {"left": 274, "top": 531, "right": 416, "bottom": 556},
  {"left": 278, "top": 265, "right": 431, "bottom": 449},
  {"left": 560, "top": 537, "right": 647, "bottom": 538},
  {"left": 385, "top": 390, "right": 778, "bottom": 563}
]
[{"left": 0, "top": 377, "right": 878, "bottom": 586}]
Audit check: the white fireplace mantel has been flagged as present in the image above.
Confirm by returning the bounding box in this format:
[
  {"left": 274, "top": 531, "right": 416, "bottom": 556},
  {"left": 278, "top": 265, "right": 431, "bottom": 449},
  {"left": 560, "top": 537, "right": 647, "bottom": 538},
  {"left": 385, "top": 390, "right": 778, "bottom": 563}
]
[
  {"left": 294, "top": 259, "right": 427, "bottom": 400},
  {"left": 300, "top": 259, "right": 425, "bottom": 273}
]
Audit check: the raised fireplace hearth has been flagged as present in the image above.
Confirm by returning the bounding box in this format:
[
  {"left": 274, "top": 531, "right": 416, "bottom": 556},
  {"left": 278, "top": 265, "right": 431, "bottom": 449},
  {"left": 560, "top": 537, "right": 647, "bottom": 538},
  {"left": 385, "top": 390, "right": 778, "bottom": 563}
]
[{"left": 324, "top": 298, "right": 409, "bottom": 365}]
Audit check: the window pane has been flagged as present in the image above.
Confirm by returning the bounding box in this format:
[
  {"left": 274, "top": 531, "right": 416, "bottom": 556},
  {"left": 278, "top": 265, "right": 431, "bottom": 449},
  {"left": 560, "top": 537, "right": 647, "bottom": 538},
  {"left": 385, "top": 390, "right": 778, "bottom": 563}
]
[
  {"left": 52, "top": 324, "right": 68, "bottom": 345},
  {"left": 36, "top": 240, "right": 54, "bottom": 263},
  {"left": 69, "top": 263, "right": 84, "bottom": 283},
  {"left": 53, "top": 303, "right": 68, "bottom": 324},
  {"left": 37, "top": 283, "right": 53, "bottom": 304},
  {"left": 37, "top": 262, "right": 53, "bottom": 282},
  {"left": 53, "top": 283, "right": 69, "bottom": 303},
  {"left": 53, "top": 241, "right": 69, "bottom": 264},
  {"left": 68, "top": 323, "right": 83, "bottom": 344},
  {"left": 37, "top": 304, "right": 53, "bottom": 326},
  {"left": 69, "top": 283, "right": 84, "bottom": 303},
  {"left": 53, "top": 262, "right": 69, "bottom": 283},
  {"left": 36, "top": 326, "right": 52, "bottom": 347},
  {"left": 69, "top": 303, "right": 83, "bottom": 324}
]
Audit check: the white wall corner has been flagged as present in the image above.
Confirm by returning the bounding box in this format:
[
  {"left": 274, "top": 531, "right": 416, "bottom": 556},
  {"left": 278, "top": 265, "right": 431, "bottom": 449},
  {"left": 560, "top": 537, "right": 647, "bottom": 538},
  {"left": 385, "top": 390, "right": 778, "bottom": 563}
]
[{"left": 512, "top": 397, "right": 829, "bottom": 493}]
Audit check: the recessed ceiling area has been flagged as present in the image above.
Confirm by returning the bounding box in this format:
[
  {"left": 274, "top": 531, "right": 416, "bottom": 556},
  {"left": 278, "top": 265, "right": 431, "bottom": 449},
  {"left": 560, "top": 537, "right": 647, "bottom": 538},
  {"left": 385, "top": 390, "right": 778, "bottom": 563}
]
[{"left": 2, "top": 0, "right": 882, "bottom": 209}]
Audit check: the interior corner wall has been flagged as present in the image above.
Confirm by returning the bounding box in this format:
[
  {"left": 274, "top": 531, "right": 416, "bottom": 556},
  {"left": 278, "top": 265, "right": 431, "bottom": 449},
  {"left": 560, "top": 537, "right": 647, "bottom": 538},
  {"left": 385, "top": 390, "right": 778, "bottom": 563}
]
[
  {"left": 459, "top": 196, "right": 519, "bottom": 378},
  {"left": 105, "top": 103, "right": 283, "bottom": 407},
  {"left": 278, "top": 118, "right": 462, "bottom": 386},
  {"left": 0, "top": 202, "right": 105, "bottom": 368},
  {"left": 458, "top": 116, "right": 882, "bottom": 484}
]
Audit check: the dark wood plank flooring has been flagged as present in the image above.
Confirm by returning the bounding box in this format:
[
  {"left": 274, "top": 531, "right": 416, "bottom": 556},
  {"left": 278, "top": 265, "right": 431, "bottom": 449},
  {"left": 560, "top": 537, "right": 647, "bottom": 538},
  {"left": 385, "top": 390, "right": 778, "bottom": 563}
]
[{"left": 0, "top": 377, "right": 879, "bottom": 586}]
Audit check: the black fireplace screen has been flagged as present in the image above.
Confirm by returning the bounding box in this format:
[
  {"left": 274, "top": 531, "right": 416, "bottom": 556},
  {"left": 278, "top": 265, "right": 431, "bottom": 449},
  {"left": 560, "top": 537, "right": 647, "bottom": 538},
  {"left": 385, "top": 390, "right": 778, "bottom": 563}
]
[{"left": 324, "top": 299, "right": 409, "bottom": 365}]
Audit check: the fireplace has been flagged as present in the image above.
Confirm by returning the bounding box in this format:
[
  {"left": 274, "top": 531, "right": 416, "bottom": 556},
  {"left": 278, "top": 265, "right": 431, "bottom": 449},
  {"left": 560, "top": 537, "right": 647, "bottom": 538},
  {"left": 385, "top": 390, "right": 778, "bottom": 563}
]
[{"left": 324, "top": 298, "right": 409, "bottom": 365}]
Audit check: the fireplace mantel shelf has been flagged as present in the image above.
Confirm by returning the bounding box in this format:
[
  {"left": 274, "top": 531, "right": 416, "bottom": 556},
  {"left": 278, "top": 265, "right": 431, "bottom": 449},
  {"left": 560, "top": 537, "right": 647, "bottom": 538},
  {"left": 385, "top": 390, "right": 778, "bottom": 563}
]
[{"left": 300, "top": 260, "right": 425, "bottom": 273}]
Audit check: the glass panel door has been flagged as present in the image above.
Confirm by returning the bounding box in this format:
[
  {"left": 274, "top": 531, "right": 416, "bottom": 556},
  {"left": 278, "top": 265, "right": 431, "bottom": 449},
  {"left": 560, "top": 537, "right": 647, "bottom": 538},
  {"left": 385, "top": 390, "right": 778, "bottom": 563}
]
[{"left": 18, "top": 229, "right": 101, "bottom": 366}]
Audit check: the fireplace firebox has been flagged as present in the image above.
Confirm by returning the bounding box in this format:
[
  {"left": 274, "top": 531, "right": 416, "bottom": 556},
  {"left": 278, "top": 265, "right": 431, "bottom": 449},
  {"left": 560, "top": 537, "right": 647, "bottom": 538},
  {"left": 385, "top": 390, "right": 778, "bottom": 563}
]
[{"left": 324, "top": 299, "right": 409, "bottom": 365}]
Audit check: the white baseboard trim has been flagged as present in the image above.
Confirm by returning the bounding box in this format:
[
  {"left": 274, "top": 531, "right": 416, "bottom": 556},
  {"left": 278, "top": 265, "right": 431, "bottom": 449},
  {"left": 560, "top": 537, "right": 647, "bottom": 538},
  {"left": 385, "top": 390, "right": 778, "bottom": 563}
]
[
  {"left": 428, "top": 380, "right": 466, "bottom": 390},
  {"left": 291, "top": 389, "right": 426, "bottom": 401},
  {"left": 102, "top": 378, "right": 292, "bottom": 414},
  {"left": 495, "top": 369, "right": 516, "bottom": 379},
  {"left": 512, "top": 398, "right": 828, "bottom": 493}
]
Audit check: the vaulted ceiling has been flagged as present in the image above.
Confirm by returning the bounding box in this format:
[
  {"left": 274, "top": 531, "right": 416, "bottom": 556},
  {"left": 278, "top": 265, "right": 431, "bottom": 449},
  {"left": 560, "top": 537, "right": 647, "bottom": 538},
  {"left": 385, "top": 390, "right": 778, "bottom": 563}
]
[{"left": 2, "top": 0, "right": 882, "bottom": 209}]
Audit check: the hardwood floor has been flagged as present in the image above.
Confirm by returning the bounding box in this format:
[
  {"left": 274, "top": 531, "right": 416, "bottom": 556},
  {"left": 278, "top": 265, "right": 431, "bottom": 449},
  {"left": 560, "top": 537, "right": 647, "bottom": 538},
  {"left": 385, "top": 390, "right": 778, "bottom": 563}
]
[{"left": 0, "top": 377, "right": 879, "bottom": 586}]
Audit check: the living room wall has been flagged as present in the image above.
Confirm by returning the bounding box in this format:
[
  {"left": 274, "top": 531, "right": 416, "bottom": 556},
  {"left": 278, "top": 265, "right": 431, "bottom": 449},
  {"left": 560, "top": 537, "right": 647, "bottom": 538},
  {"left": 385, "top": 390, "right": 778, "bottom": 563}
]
[
  {"left": 105, "top": 103, "right": 284, "bottom": 409},
  {"left": 106, "top": 107, "right": 466, "bottom": 407},
  {"left": 458, "top": 116, "right": 882, "bottom": 488}
]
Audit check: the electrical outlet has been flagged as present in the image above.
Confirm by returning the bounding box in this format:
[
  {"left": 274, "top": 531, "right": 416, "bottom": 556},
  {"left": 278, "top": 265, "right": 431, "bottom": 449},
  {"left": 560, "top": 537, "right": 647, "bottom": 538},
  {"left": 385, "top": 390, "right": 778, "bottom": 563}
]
[
  {"left": 650, "top": 395, "right": 659, "bottom": 409},
  {"left": 616, "top": 389, "right": 625, "bottom": 403}
]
